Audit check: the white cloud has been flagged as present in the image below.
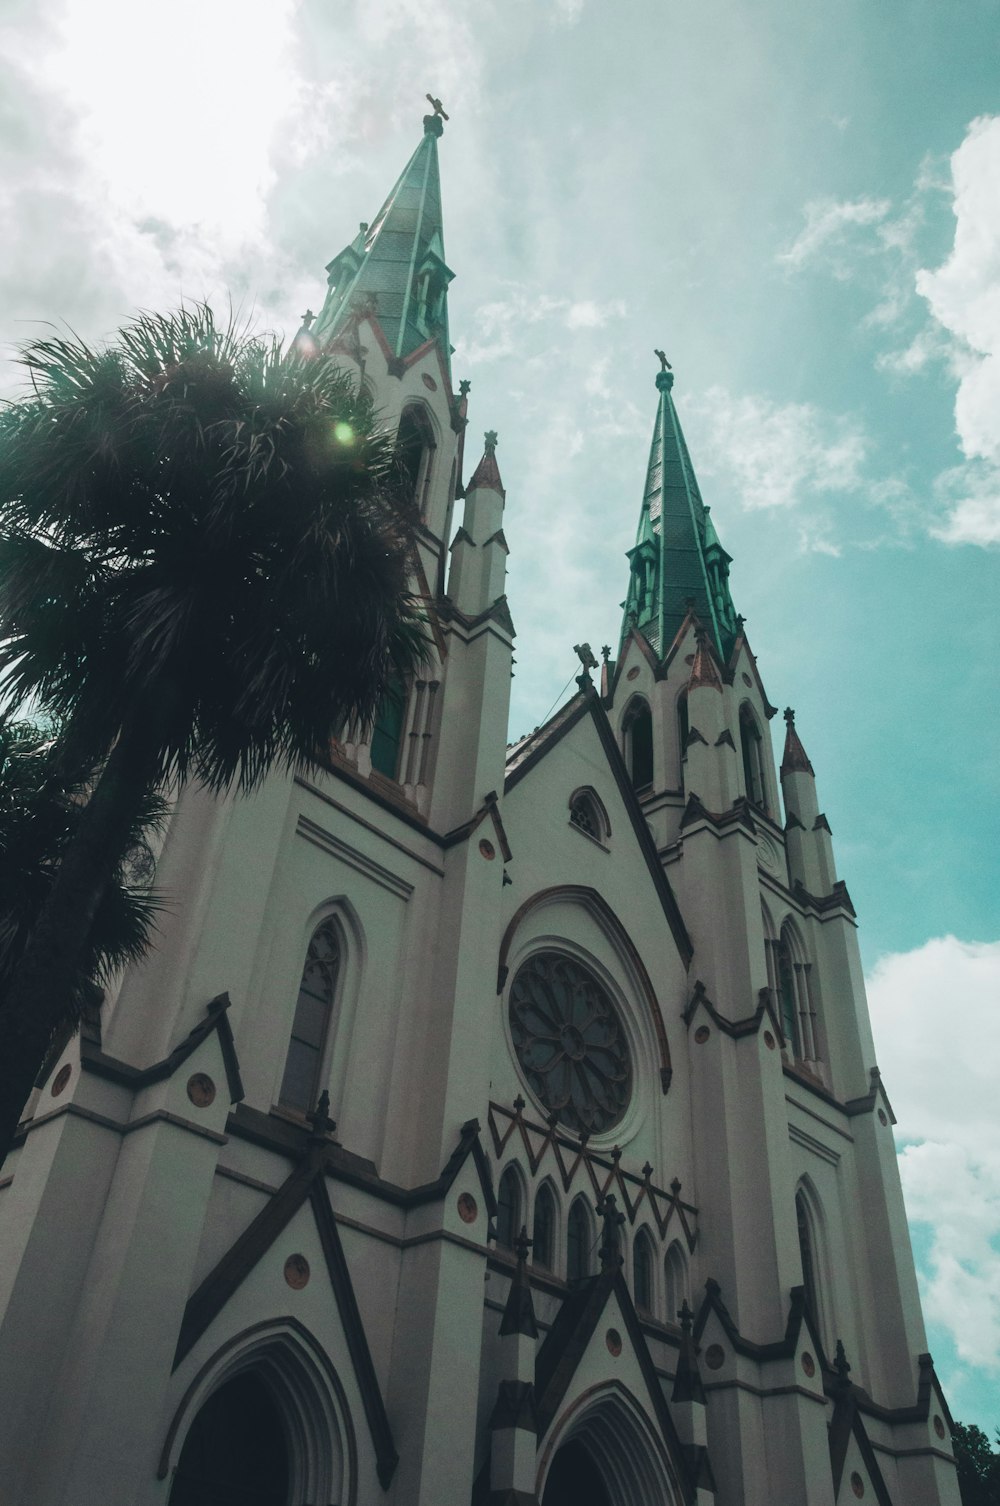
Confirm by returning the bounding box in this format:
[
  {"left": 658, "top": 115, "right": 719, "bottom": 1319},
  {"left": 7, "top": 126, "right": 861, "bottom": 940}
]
[
  {"left": 778, "top": 196, "right": 892, "bottom": 271},
  {"left": 456, "top": 288, "right": 627, "bottom": 364},
  {"left": 867, "top": 937, "right": 1000, "bottom": 1374},
  {"left": 688, "top": 386, "right": 868, "bottom": 512},
  {"left": 917, "top": 117, "right": 1000, "bottom": 465}
]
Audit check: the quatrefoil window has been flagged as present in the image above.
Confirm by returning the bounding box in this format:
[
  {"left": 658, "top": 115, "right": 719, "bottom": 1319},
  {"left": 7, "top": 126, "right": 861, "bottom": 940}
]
[{"left": 508, "top": 953, "right": 632, "bottom": 1134}]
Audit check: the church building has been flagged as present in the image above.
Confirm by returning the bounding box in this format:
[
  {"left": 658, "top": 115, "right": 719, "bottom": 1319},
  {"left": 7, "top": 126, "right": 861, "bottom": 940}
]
[{"left": 0, "top": 109, "right": 962, "bottom": 1506}]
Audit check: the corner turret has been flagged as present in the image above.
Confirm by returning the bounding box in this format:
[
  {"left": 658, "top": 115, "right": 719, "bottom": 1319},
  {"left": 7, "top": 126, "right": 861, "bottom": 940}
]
[{"left": 780, "top": 708, "right": 836, "bottom": 895}]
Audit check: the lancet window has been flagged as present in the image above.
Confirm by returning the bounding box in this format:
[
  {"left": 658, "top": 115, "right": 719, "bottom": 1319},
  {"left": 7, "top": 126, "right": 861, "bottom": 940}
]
[
  {"left": 768, "top": 922, "right": 819, "bottom": 1066},
  {"left": 633, "top": 1230, "right": 654, "bottom": 1313},
  {"left": 369, "top": 679, "right": 406, "bottom": 779},
  {"left": 567, "top": 1198, "right": 593, "bottom": 1284},
  {"left": 623, "top": 698, "right": 654, "bottom": 790},
  {"left": 533, "top": 1184, "right": 556, "bottom": 1270},
  {"left": 496, "top": 1167, "right": 522, "bottom": 1251},
  {"left": 395, "top": 404, "right": 435, "bottom": 517},
  {"left": 279, "top": 918, "right": 340, "bottom": 1114},
  {"left": 739, "top": 704, "right": 769, "bottom": 813},
  {"left": 664, "top": 1242, "right": 688, "bottom": 1325}
]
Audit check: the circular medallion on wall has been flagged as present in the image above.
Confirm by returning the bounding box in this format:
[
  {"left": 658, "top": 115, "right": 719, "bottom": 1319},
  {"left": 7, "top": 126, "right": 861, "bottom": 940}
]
[
  {"left": 851, "top": 1472, "right": 865, "bottom": 1498},
  {"left": 283, "top": 1254, "right": 310, "bottom": 1290},
  {"left": 801, "top": 1352, "right": 816, "bottom": 1377},
  {"left": 50, "top": 1063, "right": 72, "bottom": 1097},
  {"left": 626, "top": 666, "right": 640, "bottom": 681},
  {"left": 479, "top": 839, "right": 496, "bottom": 860},
  {"left": 508, "top": 953, "right": 632, "bottom": 1136},
  {"left": 756, "top": 832, "right": 781, "bottom": 875},
  {"left": 457, "top": 1193, "right": 478, "bottom": 1224},
  {"left": 186, "top": 1073, "right": 216, "bottom": 1108},
  {"left": 933, "top": 1415, "right": 946, "bottom": 1439},
  {"left": 704, "top": 1344, "right": 725, "bottom": 1370},
  {"left": 422, "top": 373, "right": 438, "bottom": 391},
  {"left": 605, "top": 1328, "right": 622, "bottom": 1356}
]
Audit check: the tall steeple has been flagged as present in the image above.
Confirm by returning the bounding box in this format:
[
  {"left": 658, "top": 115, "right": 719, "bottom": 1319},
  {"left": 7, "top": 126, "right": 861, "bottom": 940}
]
[
  {"left": 313, "top": 108, "right": 454, "bottom": 374},
  {"left": 621, "top": 364, "right": 739, "bottom": 661}
]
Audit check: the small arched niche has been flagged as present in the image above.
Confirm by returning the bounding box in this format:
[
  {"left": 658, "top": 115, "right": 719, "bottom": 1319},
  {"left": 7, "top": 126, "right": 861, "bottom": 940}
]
[{"left": 496, "top": 1163, "right": 525, "bottom": 1251}]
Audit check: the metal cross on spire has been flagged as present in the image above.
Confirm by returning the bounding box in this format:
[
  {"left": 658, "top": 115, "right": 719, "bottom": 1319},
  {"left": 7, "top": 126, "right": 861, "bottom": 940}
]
[
  {"left": 425, "top": 93, "right": 449, "bottom": 120},
  {"left": 654, "top": 348, "right": 672, "bottom": 371}
]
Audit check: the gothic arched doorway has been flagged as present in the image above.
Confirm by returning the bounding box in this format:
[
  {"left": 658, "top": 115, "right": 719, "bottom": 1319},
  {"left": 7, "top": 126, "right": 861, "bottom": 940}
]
[
  {"left": 540, "top": 1383, "right": 683, "bottom": 1506},
  {"left": 168, "top": 1371, "right": 289, "bottom": 1506},
  {"left": 542, "top": 1438, "right": 612, "bottom": 1506}
]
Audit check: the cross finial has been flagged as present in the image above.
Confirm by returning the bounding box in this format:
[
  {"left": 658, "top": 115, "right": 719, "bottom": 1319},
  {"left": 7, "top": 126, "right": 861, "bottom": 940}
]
[
  {"left": 679, "top": 1297, "right": 694, "bottom": 1334},
  {"left": 601, "top": 644, "right": 611, "bottom": 662},
  {"left": 784, "top": 706, "right": 796, "bottom": 726},
  {"left": 834, "top": 1338, "right": 852, "bottom": 1385},
  {"left": 458, "top": 378, "right": 471, "bottom": 397},
  {"left": 299, "top": 308, "right": 315, "bottom": 331},
  {"left": 484, "top": 429, "right": 498, "bottom": 452},
  {"left": 654, "top": 348, "right": 672, "bottom": 371},
  {"left": 426, "top": 93, "right": 449, "bottom": 120},
  {"left": 514, "top": 1224, "right": 532, "bottom": 1266}
]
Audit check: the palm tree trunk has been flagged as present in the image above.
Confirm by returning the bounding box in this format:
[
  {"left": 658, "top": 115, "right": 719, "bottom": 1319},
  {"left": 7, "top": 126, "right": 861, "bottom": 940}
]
[{"left": 0, "top": 715, "right": 163, "bottom": 1168}]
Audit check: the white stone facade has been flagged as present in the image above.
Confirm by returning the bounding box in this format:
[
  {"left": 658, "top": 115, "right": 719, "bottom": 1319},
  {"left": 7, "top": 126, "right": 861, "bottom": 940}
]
[{"left": 0, "top": 124, "right": 960, "bottom": 1506}]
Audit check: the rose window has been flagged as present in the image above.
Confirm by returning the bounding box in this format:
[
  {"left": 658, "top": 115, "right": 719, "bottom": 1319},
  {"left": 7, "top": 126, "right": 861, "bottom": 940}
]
[{"left": 508, "top": 953, "right": 632, "bottom": 1134}]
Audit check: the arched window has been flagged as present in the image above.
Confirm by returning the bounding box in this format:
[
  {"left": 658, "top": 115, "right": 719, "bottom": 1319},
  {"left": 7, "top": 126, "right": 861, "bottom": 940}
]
[
  {"left": 496, "top": 1166, "right": 522, "bottom": 1250},
  {"left": 677, "top": 692, "right": 689, "bottom": 779},
  {"left": 776, "top": 932, "right": 800, "bottom": 1056},
  {"left": 533, "top": 1184, "right": 556, "bottom": 1270},
  {"left": 395, "top": 405, "right": 435, "bottom": 516},
  {"left": 633, "top": 1230, "right": 654, "bottom": 1313},
  {"left": 664, "top": 1242, "right": 688, "bottom": 1325},
  {"left": 169, "top": 1372, "right": 289, "bottom": 1506},
  {"left": 796, "top": 1190, "right": 820, "bottom": 1323},
  {"left": 568, "top": 787, "right": 609, "bottom": 842},
  {"left": 623, "top": 699, "right": 654, "bottom": 790},
  {"left": 739, "top": 705, "right": 769, "bottom": 812},
  {"left": 279, "top": 919, "right": 340, "bottom": 1113},
  {"left": 369, "top": 678, "right": 406, "bottom": 779},
  {"left": 567, "top": 1198, "right": 592, "bottom": 1284},
  {"left": 775, "top": 923, "right": 818, "bottom": 1063}
]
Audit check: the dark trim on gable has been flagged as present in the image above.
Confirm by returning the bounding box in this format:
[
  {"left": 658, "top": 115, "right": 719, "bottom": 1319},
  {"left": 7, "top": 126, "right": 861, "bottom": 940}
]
[
  {"left": 533, "top": 1268, "right": 704, "bottom": 1503},
  {"left": 172, "top": 1151, "right": 398, "bottom": 1487},
  {"left": 683, "top": 981, "right": 783, "bottom": 1043},
  {"left": 504, "top": 687, "right": 692, "bottom": 966},
  {"left": 310, "top": 1181, "right": 399, "bottom": 1487},
  {"left": 80, "top": 994, "right": 244, "bottom": 1104}
]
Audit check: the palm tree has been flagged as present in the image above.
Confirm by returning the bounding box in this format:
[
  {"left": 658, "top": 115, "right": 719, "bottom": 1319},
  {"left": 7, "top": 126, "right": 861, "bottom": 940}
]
[
  {"left": 0, "top": 714, "right": 165, "bottom": 1028},
  {"left": 0, "top": 306, "right": 427, "bottom": 1163}
]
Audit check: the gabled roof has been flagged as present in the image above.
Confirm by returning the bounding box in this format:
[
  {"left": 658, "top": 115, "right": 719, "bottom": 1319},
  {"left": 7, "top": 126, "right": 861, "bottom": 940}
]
[
  {"left": 504, "top": 685, "right": 692, "bottom": 966},
  {"left": 313, "top": 115, "right": 454, "bottom": 375},
  {"left": 620, "top": 370, "right": 739, "bottom": 662},
  {"left": 533, "top": 1265, "right": 708, "bottom": 1501}
]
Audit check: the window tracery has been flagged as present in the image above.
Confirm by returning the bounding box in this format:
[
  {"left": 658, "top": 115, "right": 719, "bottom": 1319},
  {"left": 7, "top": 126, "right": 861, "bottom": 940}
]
[
  {"left": 279, "top": 919, "right": 340, "bottom": 1113},
  {"left": 508, "top": 953, "right": 632, "bottom": 1135}
]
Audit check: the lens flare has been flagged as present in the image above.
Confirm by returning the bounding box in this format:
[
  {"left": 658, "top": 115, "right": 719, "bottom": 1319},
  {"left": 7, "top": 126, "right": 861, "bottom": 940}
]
[{"left": 333, "top": 422, "right": 354, "bottom": 445}]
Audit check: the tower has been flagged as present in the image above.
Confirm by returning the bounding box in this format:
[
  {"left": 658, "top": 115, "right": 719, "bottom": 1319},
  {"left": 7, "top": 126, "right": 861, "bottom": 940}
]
[{"left": 0, "top": 114, "right": 959, "bottom": 1506}]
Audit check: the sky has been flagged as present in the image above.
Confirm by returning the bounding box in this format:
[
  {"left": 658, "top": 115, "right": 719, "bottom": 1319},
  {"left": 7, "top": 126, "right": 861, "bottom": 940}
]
[{"left": 1, "top": 0, "right": 998, "bottom": 1437}]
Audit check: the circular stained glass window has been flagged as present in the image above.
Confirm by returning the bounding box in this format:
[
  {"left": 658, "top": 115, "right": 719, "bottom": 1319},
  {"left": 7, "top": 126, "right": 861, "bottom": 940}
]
[{"left": 508, "top": 953, "right": 632, "bottom": 1134}]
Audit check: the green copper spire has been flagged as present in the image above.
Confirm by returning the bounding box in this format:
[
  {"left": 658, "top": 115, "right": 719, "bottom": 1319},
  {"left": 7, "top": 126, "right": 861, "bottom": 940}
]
[
  {"left": 620, "top": 366, "right": 739, "bottom": 660},
  {"left": 313, "top": 111, "right": 454, "bottom": 373}
]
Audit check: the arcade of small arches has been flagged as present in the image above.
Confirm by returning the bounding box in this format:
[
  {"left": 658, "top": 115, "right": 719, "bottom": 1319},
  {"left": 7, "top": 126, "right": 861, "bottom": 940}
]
[
  {"left": 494, "top": 1164, "right": 691, "bottom": 1325},
  {"left": 618, "top": 688, "right": 776, "bottom": 817}
]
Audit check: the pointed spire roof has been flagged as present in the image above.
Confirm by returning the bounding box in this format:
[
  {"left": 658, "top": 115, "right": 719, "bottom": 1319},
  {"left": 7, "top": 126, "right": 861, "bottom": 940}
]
[
  {"left": 621, "top": 365, "right": 739, "bottom": 661},
  {"left": 499, "top": 1227, "right": 538, "bottom": 1338},
  {"left": 314, "top": 112, "right": 454, "bottom": 373},
  {"left": 467, "top": 430, "right": 505, "bottom": 497},
  {"left": 781, "top": 708, "right": 815, "bottom": 776}
]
